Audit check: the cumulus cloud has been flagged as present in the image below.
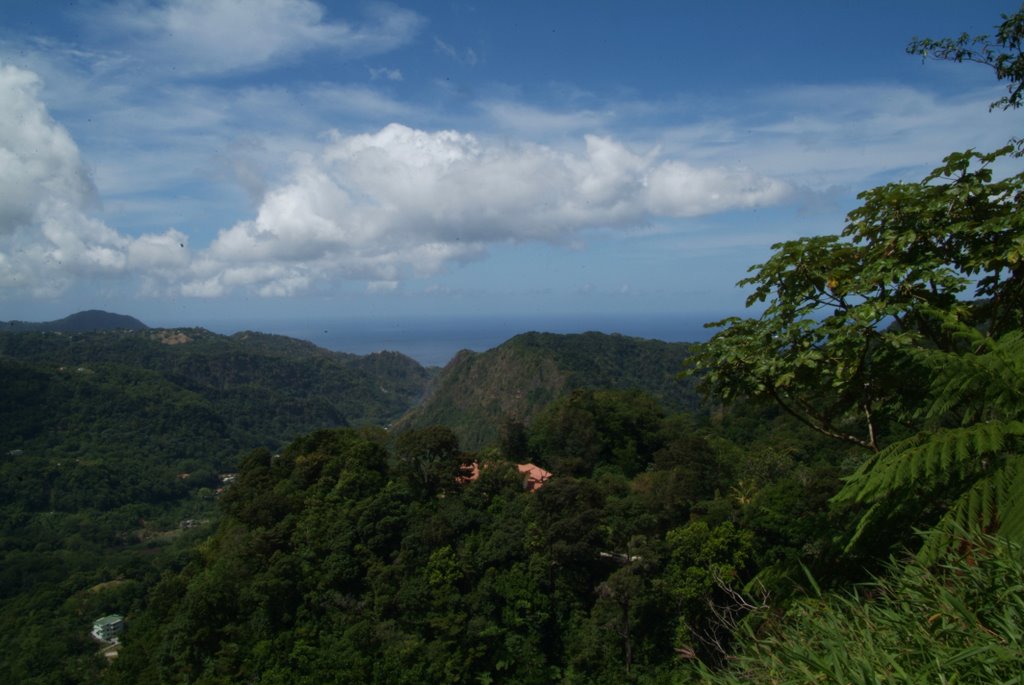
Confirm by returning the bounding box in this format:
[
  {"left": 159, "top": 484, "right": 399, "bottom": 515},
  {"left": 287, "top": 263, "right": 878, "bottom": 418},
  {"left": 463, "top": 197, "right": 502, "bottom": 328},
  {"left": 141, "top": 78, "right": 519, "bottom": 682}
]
[
  {"left": 101, "top": 0, "right": 423, "bottom": 75},
  {"left": 0, "top": 66, "right": 790, "bottom": 300},
  {"left": 184, "top": 123, "right": 788, "bottom": 296},
  {"left": 646, "top": 161, "right": 787, "bottom": 215},
  {"left": 0, "top": 65, "right": 96, "bottom": 234},
  {"left": 0, "top": 64, "right": 187, "bottom": 295}
]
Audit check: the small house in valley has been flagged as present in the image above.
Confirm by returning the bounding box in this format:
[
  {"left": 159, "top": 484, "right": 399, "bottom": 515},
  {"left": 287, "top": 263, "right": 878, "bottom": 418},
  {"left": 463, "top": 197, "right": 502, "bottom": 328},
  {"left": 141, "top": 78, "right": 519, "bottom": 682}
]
[
  {"left": 517, "top": 463, "right": 552, "bottom": 492},
  {"left": 91, "top": 614, "right": 124, "bottom": 642}
]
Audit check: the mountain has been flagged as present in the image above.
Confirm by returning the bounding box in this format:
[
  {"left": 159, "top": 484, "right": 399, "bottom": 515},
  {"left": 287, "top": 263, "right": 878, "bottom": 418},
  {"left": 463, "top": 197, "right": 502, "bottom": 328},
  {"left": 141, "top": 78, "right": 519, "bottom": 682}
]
[
  {"left": 0, "top": 323, "right": 701, "bottom": 455},
  {"left": 395, "top": 330, "right": 701, "bottom": 449},
  {"left": 1, "top": 309, "right": 148, "bottom": 332}
]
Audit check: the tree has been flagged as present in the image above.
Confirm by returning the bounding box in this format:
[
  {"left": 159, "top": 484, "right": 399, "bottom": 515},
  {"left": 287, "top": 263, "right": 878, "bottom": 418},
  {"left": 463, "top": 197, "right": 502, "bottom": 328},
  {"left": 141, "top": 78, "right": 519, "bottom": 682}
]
[
  {"left": 689, "top": 8, "right": 1024, "bottom": 558},
  {"left": 530, "top": 388, "right": 665, "bottom": 477},
  {"left": 393, "top": 426, "right": 468, "bottom": 498},
  {"left": 689, "top": 145, "right": 1024, "bottom": 452},
  {"left": 909, "top": 7, "right": 1024, "bottom": 111},
  {"left": 692, "top": 149, "right": 1024, "bottom": 557},
  {"left": 835, "top": 325, "right": 1024, "bottom": 562},
  {"left": 663, "top": 520, "right": 755, "bottom": 666}
]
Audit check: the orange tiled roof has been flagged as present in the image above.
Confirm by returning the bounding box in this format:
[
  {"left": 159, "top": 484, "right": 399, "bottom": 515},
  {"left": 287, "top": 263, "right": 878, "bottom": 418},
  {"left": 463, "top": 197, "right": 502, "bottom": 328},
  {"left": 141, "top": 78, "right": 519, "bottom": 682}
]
[
  {"left": 517, "top": 463, "right": 552, "bottom": 492},
  {"left": 457, "top": 461, "right": 553, "bottom": 492}
]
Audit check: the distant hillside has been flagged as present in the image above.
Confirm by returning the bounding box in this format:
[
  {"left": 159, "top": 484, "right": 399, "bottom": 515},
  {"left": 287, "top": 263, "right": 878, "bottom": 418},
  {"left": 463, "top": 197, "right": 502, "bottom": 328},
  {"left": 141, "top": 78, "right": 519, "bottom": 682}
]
[
  {"left": 395, "top": 330, "right": 700, "bottom": 449},
  {"left": 1, "top": 309, "right": 148, "bottom": 332},
  {"left": 0, "top": 327, "right": 432, "bottom": 463}
]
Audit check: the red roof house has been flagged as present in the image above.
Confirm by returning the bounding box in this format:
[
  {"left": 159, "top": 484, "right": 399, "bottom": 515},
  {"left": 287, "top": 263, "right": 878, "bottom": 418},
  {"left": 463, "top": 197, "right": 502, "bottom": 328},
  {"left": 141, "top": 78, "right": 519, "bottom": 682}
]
[{"left": 516, "top": 463, "right": 552, "bottom": 492}]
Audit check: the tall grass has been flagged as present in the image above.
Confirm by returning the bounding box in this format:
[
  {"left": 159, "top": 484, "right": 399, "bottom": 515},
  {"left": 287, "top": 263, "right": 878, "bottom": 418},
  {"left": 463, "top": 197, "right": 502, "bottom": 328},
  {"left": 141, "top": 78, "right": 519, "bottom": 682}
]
[{"left": 700, "top": 534, "right": 1024, "bottom": 684}]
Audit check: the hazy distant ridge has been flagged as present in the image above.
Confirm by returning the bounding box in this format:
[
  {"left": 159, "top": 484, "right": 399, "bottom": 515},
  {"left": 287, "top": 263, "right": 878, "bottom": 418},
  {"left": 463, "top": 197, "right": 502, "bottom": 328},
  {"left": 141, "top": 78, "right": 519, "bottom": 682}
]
[{"left": 1, "top": 309, "right": 148, "bottom": 332}]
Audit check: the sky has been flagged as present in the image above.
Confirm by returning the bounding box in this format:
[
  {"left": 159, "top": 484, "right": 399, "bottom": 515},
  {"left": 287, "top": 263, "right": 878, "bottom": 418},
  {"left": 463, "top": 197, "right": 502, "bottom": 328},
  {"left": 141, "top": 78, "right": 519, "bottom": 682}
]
[{"left": 0, "top": 0, "right": 1021, "bottom": 330}]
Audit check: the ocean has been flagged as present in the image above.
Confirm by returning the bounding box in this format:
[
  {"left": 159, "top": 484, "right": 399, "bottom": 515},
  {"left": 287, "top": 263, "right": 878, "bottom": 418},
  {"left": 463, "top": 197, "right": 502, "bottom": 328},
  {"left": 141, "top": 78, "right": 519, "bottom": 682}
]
[{"left": 199, "top": 313, "right": 729, "bottom": 367}]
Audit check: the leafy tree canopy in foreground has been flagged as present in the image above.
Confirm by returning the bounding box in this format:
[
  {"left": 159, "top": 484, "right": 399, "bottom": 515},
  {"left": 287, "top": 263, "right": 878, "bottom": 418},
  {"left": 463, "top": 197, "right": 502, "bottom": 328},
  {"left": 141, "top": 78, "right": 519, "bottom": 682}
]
[{"left": 688, "top": 7, "right": 1024, "bottom": 561}]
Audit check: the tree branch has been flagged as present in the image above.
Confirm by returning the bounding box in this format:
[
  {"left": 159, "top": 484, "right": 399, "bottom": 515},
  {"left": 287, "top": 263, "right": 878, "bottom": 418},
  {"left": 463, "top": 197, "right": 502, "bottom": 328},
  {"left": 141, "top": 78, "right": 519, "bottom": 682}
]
[{"left": 768, "top": 386, "right": 878, "bottom": 451}]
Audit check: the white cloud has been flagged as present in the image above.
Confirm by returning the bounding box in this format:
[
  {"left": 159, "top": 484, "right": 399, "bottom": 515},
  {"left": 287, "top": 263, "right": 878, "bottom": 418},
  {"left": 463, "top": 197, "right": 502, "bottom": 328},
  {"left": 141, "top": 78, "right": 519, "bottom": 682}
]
[
  {"left": 434, "top": 36, "right": 478, "bottom": 66},
  {"left": 652, "top": 84, "right": 1017, "bottom": 190},
  {"left": 101, "top": 0, "right": 423, "bottom": 75},
  {"left": 0, "top": 65, "right": 96, "bottom": 235},
  {"left": 306, "top": 83, "right": 414, "bottom": 119},
  {"left": 127, "top": 228, "right": 190, "bottom": 270},
  {"left": 367, "top": 280, "right": 399, "bottom": 293},
  {"left": 369, "top": 66, "right": 403, "bottom": 81},
  {"left": 13, "top": 22, "right": 1011, "bottom": 304},
  {"left": 184, "top": 123, "right": 789, "bottom": 296},
  {"left": 0, "top": 63, "right": 191, "bottom": 296},
  {"left": 480, "top": 100, "right": 611, "bottom": 137},
  {"left": 646, "top": 161, "right": 788, "bottom": 216}
]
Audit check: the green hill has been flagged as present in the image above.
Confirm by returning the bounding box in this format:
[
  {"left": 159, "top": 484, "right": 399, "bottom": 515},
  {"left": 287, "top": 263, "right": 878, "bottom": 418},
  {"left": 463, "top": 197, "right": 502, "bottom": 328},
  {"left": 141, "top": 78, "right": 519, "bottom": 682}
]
[{"left": 396, "top": 330, "right": 701, "bottom": 449}]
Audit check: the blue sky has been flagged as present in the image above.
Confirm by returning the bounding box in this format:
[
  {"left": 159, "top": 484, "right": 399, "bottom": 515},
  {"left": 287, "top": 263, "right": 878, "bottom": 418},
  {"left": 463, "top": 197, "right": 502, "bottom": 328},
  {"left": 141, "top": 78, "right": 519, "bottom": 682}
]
[{"left": 0, "top": 0, "right": 1020, "bottom": 328}]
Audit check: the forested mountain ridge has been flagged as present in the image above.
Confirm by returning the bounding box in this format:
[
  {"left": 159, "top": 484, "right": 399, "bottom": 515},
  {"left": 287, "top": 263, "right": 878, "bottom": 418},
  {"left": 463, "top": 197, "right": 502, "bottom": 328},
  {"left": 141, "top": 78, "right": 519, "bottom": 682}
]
[
  {"left": 0, "top": 327, "right": 432, "bottom": 452},
  {"left": 396, "top": 331, "right": 701, "bottom": 449}
]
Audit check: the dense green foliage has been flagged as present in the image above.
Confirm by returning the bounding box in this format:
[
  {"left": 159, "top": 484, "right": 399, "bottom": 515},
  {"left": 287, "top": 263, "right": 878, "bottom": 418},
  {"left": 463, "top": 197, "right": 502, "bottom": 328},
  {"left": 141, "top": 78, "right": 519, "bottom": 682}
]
[
  {"left": 2, "top": 326, "right": 758, "bottom": 683},
  {"left": 103, "top": 413, "right": 845, "bottom": 684},
  {"left": 0, "top": 327, "right": 432, "bottom": 684},
  {"left": 686, "top": 8, "right": 1024, "bottom": 682},
  {"left": 690, "top": 142, "right": 1024, "bottom": 560},
  {"left": 837, "top": 325, "right": 1024, "bottom": 563},
  {"left": 689, "top": 145, "right": 1024, "bottom": 453},
  {"left": 1, "top": 507, "right": 214, "bottom": 684}
]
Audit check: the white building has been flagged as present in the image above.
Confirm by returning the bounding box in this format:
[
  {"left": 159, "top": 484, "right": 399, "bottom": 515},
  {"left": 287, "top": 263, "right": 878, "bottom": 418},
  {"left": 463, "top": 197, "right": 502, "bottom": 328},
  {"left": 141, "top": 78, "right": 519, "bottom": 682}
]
[{"left": 91, "top": 614, "right": 124, "bottom": 642}]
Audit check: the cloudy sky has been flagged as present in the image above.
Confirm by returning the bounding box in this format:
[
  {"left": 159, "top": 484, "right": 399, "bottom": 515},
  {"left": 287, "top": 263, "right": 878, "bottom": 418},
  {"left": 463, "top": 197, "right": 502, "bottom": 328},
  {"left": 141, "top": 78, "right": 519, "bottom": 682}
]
[{"left": 0, "top": 0, "right": 1020, "bottom": 328}]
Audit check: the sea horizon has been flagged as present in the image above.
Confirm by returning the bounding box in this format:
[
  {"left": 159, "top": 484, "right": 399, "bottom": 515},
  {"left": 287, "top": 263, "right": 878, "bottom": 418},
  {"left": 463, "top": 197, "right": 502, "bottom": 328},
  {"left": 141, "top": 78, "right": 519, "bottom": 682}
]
[{"left": 177, "top": 312, "right": 731, "bottom": 367}]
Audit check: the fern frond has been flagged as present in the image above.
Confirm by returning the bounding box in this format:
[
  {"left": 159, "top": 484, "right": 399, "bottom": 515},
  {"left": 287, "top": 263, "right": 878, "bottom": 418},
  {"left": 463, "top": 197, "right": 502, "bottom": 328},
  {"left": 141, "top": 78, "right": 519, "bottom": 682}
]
[
  {"left": 918, "top": 457, "right": 1024, "bottom": 564},
  {"left": 837, "top": 421, "right": 1024, "bottom": 504},
  {"left": 842, "top": 502, "right": 883, "bottom": 553},
  {"left": 910, "top": 329, "right": 1024, "bottom": 423},
  {"left": 996, "top": 457, "right": 1024, "bottom": 542},
  {"left": 838, "top": 323, "right": 1024, "bottom": 556}
]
